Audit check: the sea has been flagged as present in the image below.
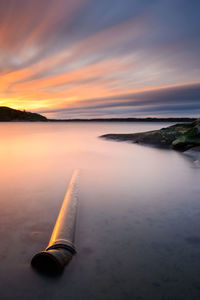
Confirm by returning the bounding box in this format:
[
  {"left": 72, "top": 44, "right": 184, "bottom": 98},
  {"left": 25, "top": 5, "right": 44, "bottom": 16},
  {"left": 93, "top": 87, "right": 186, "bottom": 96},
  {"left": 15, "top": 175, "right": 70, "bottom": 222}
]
[{"left": 0, "top": 122, "right": 200, "bottom": 300}]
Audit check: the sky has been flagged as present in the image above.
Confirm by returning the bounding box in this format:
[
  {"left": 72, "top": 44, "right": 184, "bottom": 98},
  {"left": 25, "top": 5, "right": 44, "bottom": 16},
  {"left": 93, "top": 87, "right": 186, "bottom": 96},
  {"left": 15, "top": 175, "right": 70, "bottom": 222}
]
[{"left": 0, "top": 0, "right": 200, "bottom": 119}]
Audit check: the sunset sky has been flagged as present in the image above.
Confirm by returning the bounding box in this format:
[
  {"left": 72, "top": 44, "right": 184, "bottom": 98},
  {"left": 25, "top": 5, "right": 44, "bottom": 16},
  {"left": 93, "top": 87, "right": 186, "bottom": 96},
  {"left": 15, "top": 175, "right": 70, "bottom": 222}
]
[{"left": 0, "top": 0, "right": 200, "bottom": 119}]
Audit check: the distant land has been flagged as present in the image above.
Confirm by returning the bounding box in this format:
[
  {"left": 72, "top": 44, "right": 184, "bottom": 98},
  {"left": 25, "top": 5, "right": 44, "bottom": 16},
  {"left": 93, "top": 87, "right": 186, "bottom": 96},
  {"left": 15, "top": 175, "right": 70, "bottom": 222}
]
[
  {"left": 49, "top": 117, "right": 196, "bottom": 122},
  {"left": 0, "top": 107, "right": 47, "bottom": 121},
  {"left": 0, "top": 106, "right": 197, "bottom": 122}
]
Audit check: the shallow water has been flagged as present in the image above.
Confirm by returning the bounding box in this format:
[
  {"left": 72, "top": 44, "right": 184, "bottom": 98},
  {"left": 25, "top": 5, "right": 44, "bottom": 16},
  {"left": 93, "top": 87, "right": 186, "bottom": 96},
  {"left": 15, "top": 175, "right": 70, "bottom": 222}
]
[{"left": 0, "top": 122, "right": 200, "bottom": 300}]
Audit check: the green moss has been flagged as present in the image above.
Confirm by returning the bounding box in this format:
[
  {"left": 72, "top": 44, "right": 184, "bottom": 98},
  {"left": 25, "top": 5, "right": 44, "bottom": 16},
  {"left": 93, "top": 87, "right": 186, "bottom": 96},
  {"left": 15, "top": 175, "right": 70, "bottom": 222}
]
[{"left": 184, "top": 129, "right": 197, "bottom": 138}]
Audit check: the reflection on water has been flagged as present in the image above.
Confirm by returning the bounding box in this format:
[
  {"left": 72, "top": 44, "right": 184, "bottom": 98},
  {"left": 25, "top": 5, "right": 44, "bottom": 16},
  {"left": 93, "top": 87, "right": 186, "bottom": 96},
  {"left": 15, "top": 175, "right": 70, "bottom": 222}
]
[{"left": 0, "top": 122, "right": 200, "bottom": 300}]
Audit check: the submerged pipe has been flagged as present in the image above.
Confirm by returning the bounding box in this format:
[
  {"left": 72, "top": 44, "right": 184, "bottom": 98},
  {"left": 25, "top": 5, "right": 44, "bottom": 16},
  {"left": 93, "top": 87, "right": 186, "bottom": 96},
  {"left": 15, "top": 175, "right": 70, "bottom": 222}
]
[{"left": 31, "top": 169, "right": 80, "bottom": 274}]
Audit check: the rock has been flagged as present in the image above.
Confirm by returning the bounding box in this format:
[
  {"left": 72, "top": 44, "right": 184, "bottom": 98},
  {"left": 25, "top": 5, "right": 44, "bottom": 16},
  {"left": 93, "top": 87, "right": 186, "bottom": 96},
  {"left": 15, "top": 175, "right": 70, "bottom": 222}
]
[
  {"left": 101, "top": 118, "right": 200, "bottom": 151},
  {"left": 172, "top": 125, "right": 200, "bottom": 150}
]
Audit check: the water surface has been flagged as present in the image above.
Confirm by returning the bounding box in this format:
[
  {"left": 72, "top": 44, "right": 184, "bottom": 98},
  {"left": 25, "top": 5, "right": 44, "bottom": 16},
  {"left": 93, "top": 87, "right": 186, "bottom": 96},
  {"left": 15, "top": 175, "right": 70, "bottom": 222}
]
[{"left": 0, "top": 122, "right": 200, "bottom": 300}]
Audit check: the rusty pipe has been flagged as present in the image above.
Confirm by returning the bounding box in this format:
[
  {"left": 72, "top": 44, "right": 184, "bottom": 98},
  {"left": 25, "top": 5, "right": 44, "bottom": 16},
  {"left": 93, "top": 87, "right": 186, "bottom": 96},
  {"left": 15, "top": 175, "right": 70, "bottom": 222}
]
[{"left": 31, "top": 169, "right": 80, "bottom": 274}]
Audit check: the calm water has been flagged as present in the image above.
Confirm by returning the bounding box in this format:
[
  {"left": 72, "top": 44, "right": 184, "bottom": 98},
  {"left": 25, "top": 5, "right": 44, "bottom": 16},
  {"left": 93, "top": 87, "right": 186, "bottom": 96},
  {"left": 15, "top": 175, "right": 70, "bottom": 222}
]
[{"left": 0, "top": 122, "right": 200, "bottom": 300}]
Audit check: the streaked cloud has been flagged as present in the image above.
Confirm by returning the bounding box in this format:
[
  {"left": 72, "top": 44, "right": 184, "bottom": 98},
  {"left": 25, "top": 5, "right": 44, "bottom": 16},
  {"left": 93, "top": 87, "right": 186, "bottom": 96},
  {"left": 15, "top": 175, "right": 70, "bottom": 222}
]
[
  {"left": 0, "top": 0, "right": 199, "bottom": 118},
  {"left": 38, "top": 83, "right": 200, "bottom": 118}
]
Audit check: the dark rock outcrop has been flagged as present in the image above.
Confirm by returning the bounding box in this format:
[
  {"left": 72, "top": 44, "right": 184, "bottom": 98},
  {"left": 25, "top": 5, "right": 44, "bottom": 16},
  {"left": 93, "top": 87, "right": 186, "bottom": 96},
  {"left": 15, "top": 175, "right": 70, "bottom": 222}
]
[
  {"left": 0, "top": 107, "right": 47, "bottom": 121},
  {"left": 101, "top": 118, "right": 200, "bottom": 151}
]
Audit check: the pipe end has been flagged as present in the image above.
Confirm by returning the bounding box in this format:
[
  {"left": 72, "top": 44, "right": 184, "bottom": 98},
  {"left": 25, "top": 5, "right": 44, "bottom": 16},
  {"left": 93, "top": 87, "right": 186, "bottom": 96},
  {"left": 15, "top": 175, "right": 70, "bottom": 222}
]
[{"left": 31, "top": 248, "right": 73, "bottom": 275}]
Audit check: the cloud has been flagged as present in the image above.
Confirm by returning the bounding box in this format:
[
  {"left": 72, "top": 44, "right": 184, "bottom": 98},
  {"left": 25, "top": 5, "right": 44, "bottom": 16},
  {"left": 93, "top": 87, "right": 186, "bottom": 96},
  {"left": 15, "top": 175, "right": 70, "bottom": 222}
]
[
  {"left": 0, "top": 0, "right": 199, "bottom": 117},
  {"left": 38, "top": 82, "right": 200, "bottom": 118}
]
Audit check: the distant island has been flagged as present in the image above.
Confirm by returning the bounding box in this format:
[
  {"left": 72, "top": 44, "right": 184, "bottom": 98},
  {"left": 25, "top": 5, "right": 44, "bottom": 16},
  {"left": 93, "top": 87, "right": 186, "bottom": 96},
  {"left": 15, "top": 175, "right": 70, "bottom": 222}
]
[
  {"left": 0, "top": 107, "right": 47, "bottom": 121},
  {"left": 0, "top": 106, "right": 197, "bottom": 123},
  {"left": 101, "top": 118, "right": 200, "bottom": 152}
]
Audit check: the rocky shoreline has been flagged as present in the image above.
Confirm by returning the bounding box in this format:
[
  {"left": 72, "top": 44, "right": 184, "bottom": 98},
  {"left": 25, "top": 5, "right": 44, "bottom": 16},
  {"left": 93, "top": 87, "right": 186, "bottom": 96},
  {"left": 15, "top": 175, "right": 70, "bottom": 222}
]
[{"left": 101, "top": 118, "right": 200, "bottom": 152}]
